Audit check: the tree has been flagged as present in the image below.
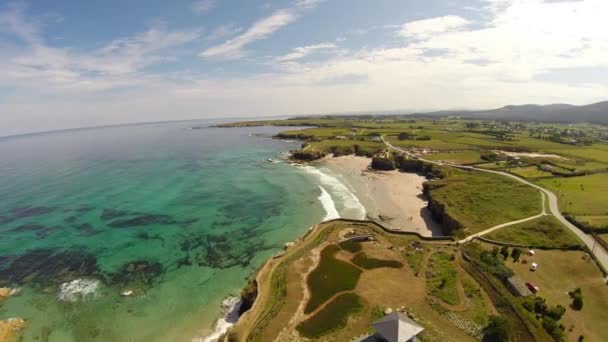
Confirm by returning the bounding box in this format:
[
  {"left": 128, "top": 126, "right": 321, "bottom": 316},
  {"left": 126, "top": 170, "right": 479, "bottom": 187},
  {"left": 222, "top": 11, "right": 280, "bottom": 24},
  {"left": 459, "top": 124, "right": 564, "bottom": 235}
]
[
  {"left": 571, "top": 288, "right": 583, "bottom": 310},
  {"left": 398, "top": 132, "right": 412, "bottom": 140},
  {"left": 546, "top": 305, "right": 566, "bottom": 321},
  {"left": 511, "top": 247, "right": 522, "bottom": 262},
  {"left": 500, "top": 246, "right": 509, "bottom": 260},
  {"left": 492, "top": 247, "right": 500, "bottom": 257},
  {"left": 482, "top": 316, "right": 509, "bottom": 342}
]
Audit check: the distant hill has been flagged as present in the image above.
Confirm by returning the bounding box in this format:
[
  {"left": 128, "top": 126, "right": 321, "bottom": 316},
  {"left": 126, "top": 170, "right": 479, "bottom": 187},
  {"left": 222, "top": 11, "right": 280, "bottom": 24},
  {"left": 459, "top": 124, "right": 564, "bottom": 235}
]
[{"left": 412, "top": 100, "right": 608, "bottom": 124}]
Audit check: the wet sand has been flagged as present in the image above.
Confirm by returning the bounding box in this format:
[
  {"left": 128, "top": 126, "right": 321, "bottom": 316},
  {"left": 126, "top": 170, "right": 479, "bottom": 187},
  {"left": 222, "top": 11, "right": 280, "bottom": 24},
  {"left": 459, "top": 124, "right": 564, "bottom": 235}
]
[{"left": 319, "top": 155, "right": 443, "bottom": 237}]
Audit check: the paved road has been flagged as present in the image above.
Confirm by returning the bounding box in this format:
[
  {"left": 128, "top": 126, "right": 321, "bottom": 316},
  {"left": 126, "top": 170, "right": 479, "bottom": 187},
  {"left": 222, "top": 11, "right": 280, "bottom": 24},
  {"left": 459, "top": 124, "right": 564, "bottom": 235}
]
[{"left": 382, "top": 137, "right": 608, "bottom": 273}]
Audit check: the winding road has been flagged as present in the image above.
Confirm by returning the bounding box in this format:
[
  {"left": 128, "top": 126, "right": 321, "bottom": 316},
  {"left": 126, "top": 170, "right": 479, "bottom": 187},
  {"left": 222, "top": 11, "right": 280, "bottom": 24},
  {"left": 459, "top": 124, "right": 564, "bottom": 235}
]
[{"left": 382, "top": 136, "right": 608, "bottom": 273}]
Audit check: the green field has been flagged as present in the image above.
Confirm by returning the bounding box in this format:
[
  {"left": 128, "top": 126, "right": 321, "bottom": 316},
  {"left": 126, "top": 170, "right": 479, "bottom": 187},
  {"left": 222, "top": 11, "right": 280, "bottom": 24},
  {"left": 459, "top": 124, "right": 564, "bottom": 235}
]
[
  {"left": 296, "top": 293, "right": 363, "bottom": 338},
  {"left": 485, "top": 215, "right": 583, "bottom": 249},
  {"left": 425, "top": 151, "right": 484, "bottom": 164},
  {"left": 351, "top": 252, "right": 403, "bottom": 270},
  {"left": 508, "top": 166, "right": 553, "bottom": 179},
  {"left": 305, "top": 244, "right": 362, "bottom": 313},
  {"left": 426, "top": 252, "right": 460, "bottom": 305},
  {"left": 427, "top": 169, "right": 541, "bottom": 236},
  {"left": 537, "top": 173, "right": 608, "bottom": 230}
]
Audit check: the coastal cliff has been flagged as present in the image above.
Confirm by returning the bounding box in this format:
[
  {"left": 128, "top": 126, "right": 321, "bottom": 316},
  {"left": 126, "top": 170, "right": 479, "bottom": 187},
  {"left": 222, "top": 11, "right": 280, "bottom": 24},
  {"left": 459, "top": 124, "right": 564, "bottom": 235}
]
[{"left": 238, "top": 279, "right": 258, "bottom": 316}]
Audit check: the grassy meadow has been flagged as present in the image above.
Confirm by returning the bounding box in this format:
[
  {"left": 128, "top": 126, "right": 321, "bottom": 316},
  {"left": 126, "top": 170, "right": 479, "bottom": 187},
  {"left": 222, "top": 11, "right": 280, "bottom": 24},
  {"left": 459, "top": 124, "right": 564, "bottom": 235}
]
[
  {"left": 427, "top": 169, "right": 542, "bottom": 236},
  {"left": 485, "top": 215, "right": 583, "bottom": 249}
]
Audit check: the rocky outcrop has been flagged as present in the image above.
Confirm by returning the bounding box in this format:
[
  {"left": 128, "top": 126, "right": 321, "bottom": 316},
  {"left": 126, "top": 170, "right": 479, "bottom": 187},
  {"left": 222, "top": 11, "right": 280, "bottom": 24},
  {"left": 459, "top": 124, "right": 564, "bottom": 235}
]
[
  {"left": 290, "top": 150, "right": 326, "bottom": 161},
  {"left": 425, "top": 193, "right": 462, "bottom": 236},
  {"left": 238, "top": 279, "right": 258, "bottom": 316},
  {"left": 0, "top": 318, "right": 26, "bottom": 342},
  {"left": 0, "top": 288, "right": 18, "bottom": 303},
  {"left": 370, "top": 157, "right": 396, "bottom": 171}
]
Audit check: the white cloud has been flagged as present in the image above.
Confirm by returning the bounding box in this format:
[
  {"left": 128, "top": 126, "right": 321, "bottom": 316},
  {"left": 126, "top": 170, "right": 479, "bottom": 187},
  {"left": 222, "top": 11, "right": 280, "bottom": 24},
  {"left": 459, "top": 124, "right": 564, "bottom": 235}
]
[
  {"left": 192, "top": 0, "right": 216, "bottom": 14},
  {"left": 295, "top": 0, "right": 325, "bottom": 9},
  {"left": 276, "top": 43, "right": 337, "bottom": 62},
  {"left": 2, "top": 0, "right": 608, "bottom": 137},
  {"left": 399, "top": 15, "right": 470, "bottom": 40},
  {"left": 200, "top": 9, "right": 297, "bottom": 59}
]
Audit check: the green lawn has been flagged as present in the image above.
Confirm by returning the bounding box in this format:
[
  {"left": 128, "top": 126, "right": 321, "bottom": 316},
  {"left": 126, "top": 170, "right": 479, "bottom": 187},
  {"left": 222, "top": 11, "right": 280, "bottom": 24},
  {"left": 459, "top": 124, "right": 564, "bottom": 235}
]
[
  {"left": 427, "top": 169, "right": 541, "bottom": 236},
  {"left": 305, "top": 244, "right": 362, "bottom": 313},
  {"left": 426, "top": 252, "right": 460, "bottom": 305},
  {"left": 297, "top": 293, "right": 363, "bottom": 338},
  {"left": 485, "top": 215, "right": 583, "bottom": 249}
]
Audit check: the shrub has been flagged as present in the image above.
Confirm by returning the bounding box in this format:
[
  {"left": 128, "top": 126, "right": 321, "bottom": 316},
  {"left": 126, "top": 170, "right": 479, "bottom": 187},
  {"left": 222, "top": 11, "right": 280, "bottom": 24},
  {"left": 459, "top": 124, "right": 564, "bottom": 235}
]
[
  {"left": 482, "top": 316, "right": 509, "bottom": 342},
  {"left": 511, "top": 247, "right": 522, "bottom": 262},
  {"left": 500, "top": 246, "right": 509, "bottom": 260},
  {"left": 571, "top": 288, "right": 583, "bottom": 310}
]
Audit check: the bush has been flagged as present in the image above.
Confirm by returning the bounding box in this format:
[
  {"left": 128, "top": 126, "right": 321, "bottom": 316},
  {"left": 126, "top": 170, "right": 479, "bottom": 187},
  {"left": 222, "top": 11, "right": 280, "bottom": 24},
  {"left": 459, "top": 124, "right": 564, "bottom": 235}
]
[
  {"left": 541, "top": 317, "right": 565, "bottom": 341},
  {"left": 546, "top": 305, "right": 566, "bottom": 321},
  {"left": 571, "top": 288, "right": 583, "bottom": 310},
  {"left": 482, "top": 316, "right": 509, "bottom": 342}
]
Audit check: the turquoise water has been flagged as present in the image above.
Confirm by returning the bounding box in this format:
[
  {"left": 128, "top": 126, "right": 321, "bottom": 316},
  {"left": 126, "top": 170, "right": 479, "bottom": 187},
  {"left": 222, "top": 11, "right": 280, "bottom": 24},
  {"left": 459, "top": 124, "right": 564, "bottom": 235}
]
[{"left": 0, "top": 121, "right": 332, "bottom": 341}]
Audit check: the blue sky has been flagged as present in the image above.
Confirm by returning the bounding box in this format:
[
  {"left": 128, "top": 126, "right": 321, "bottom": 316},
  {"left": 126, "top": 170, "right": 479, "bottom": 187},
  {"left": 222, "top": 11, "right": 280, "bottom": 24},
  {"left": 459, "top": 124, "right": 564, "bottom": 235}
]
[{"left": 0, "top": 0, "right": 607, "bottom": 136}]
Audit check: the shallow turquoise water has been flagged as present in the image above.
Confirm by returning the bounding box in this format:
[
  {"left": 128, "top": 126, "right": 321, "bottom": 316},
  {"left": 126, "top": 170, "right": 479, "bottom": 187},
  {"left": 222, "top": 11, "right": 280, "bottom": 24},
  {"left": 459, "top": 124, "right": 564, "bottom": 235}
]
[{"left": 0, "top": 121, "right": 328, "bottom": 341}]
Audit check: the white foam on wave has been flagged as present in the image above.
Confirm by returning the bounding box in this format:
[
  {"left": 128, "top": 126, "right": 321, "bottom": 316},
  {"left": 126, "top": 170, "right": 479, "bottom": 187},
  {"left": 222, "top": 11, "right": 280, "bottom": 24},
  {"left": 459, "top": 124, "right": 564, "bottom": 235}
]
[
  {"left": 195, "top": 297, "right": 242, "bottom": 342},
  {"left": 318, "top": 186, "right": 340, "bottom": 221},
  {"left": 58, "top": 278, "right": 100, "bottom": 302},
  {"left": 302, "top": 166, "right": 366, "bottom": 220}
]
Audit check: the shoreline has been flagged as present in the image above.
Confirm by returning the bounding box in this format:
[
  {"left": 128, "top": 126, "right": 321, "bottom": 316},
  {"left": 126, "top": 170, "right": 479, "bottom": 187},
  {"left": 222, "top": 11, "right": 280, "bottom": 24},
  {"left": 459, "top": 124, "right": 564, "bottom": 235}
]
[
  {"left": 214, "top": 154, "right": 445, "bottom": 341},
  {"left": 318, "top": 155, "right": 443, "bottom": 237}
]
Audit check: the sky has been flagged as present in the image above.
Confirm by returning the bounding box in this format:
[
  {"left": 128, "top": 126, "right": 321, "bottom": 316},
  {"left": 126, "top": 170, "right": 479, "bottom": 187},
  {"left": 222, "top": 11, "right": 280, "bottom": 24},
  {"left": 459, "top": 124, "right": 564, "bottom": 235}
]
[{"left": 0, "top": 0, "right": 607, "bottom": 136}]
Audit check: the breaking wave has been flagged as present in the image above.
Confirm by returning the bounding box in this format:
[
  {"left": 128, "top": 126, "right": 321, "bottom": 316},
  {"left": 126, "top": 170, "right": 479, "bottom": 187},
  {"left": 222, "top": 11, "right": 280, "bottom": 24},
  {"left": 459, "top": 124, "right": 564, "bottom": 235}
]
[
  {"left": 302, "top": 166, "right": 366, "bottom": 220},
  {"left": 196, "top": 297, "right": 242, "bottom": 342},
  {"left": 58, "top": 278, "right": 100, "bottom": 302}
]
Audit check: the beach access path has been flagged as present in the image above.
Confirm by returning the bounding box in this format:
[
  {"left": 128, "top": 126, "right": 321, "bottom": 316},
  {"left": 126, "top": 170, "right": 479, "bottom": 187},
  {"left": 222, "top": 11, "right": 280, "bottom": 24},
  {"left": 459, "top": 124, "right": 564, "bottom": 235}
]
[{"left": 382, "top": 136, "right": 608, "bottom": 273}]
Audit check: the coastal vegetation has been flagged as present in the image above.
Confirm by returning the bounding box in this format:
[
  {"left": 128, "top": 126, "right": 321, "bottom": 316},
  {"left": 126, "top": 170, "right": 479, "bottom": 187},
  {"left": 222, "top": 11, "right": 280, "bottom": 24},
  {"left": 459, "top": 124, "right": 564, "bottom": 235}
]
[
  {"left": 304, "top": 244, "right": 362, "bottom": 313},
  {"left": 296, "top": 293, "right": 364, "bottom": 338},
  {"left": 426, "top": 252, "right": 460, "bottom": 305},
  {"left": 350, "top": 252, "right": 403, "bottom": 270}
]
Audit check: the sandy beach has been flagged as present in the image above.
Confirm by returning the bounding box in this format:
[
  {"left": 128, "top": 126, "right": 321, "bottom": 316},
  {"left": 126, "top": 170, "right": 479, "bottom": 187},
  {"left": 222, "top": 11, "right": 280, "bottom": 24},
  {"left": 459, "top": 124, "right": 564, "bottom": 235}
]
[{"left": 319, "top": 155, "right": 443, "bottom": 237}]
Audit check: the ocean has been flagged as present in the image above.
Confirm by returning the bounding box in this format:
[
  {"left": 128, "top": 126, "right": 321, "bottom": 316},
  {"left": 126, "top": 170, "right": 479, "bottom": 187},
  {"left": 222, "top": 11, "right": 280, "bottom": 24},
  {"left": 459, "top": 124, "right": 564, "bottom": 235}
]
[{"left": 0, "top": 120, "right": 365, "bottom": 341}]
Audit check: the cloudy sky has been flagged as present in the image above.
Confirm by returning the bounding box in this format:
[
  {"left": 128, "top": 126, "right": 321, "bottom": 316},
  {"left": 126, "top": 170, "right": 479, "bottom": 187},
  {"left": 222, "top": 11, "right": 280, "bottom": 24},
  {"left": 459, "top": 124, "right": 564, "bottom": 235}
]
[{"left": 0, "top": 0, "right": 606, "bottom": 136}]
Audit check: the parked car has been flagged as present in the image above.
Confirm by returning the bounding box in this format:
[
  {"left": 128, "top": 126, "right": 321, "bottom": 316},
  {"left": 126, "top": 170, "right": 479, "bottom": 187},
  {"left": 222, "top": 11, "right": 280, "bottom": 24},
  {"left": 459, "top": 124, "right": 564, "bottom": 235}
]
[{"left": 525, "top": 282, "right": 539, "bottom": 293}]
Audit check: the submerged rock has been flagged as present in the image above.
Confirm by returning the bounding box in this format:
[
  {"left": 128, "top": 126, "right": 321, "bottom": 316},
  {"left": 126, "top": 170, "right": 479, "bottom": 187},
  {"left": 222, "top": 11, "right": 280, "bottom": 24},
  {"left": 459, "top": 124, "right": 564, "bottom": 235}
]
[
  {"left": 0, "top": 206, "right": 55, "bottom": 224},
  {"left": 0, "top": 288, "right": 19, "bottom": 303},
  {"left": 0, "top": 248, "right": 100, "bottom": 287},
  {"left": 109, "top": 260, "right": 164, "bottom": 290}
]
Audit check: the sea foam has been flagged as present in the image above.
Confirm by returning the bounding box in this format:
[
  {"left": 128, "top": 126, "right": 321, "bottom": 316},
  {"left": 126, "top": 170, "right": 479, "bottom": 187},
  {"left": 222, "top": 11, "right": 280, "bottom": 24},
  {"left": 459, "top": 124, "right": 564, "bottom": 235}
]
[
  {"left": 318, "top": 186, "right": 340, "bottom": 220},
  {"left": 57, "top": 278, "right": 100, "bottom": 302},
  {"left": 196, "top": 297, "right": 242, "bottom": 342},
  {"left": 302, "top": 166, "right": 366, "bottom": 220}
]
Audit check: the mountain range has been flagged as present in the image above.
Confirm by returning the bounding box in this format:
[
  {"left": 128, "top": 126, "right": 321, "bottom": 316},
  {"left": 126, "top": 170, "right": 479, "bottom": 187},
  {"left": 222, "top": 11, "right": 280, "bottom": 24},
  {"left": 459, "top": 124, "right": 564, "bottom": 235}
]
[{"left": 411, "top": 100, "right": 608, "bottom": 124}]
